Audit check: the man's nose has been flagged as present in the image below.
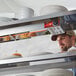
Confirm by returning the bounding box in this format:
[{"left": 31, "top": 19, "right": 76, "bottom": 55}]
[
  {"left": 57, "top": 37, "right": 63, "bottom": 45},
  {"left": 58, "top": 40, "right": 63, "bottom": 46}
]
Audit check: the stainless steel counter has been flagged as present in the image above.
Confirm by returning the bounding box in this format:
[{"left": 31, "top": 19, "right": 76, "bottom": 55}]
[{"left": 0, "top": 51, "right": 76, "bottom": 75}]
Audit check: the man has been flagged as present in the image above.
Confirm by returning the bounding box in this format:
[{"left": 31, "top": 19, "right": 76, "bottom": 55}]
[
  {"left": 51, "top": 30, "right": 76, "bottom": 76},
  {"left": 51, "top": 30, "right": 76, "bottom": 52}
]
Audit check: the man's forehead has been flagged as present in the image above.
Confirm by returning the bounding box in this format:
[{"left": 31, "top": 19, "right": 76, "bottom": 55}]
[
  {"left": 57, "top": 34, "right": 68, "bottom": 40},
  {"left": 57, "top": 34, "right": 69, "bottom": 38}
]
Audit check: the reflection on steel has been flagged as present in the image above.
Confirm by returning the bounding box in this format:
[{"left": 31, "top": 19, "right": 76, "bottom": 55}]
[{"left": 0, "top": 30, "right": 49, "bottom": 43}]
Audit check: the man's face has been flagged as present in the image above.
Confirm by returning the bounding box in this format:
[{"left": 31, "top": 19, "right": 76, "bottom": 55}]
[{"left": 57, "top": 34, "right": 72, "bottom": 52}]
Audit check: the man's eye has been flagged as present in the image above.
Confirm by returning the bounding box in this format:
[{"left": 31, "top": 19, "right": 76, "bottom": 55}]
[{"left": 61, "top": 37, "right": 65, "bottom": 40}]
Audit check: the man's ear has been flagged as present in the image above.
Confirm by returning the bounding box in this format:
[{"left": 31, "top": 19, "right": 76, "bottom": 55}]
[{"left": 71, "top": 35, "right": 76, "bottom": 46}]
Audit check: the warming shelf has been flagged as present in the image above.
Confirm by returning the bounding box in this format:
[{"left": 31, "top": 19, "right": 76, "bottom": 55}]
[{"left": 0, "top": 51, "right": 76, "bottom": 75}]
